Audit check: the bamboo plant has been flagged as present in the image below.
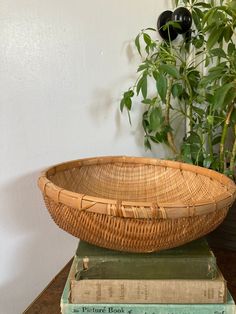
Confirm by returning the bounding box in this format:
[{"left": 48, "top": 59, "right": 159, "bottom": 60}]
[{"left": 120, "top": 0, "right": 236, "bottom": 180}]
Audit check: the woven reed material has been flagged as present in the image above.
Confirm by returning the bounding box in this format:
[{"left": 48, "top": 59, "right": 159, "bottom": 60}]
[
  {"left": 44, "top": 195, "right": 228, "bottom": 252},
  {"left": 38, "top": 156, "right": 236, "bottom": 252}
]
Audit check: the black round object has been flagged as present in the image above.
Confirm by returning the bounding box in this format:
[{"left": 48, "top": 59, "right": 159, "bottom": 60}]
[
  {"left": 172, "top": 7, "right": 192, "bottom": 34},
  {"left": 157, "top": 10, "right": 178, "bottom": 41}
]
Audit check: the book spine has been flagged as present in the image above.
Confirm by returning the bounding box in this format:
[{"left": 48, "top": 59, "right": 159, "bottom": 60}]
[
  {"left": 76, "top": 257, "right": 217, "bottom": 280},
  {"left": 70, "top": 279, "right": 226, "bottom": 304},
  {"left": 76, "top": 239, "right": 217, "bottom": 280},
  {"left": 61, "top": 302, "right": 236, "bottom": 314}
]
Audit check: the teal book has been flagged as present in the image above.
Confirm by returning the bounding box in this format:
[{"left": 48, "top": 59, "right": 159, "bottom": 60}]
[
  {"left": 60, "top": 256, "right": 235, "bottom": 314},
  {"left": 76, "top": 238, "right": 216, "bottom": 280}
]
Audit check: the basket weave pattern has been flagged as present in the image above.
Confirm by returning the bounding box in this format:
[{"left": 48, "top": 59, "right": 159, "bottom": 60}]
[
  {"left": 44, "top": 195, "right": 228, "bottom": 252},
  {"left": 38, "top": 156, "right": 236, "bottom": 252}
]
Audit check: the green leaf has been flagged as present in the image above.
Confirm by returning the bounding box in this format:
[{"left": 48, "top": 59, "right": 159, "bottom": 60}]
[
  {"left": 223, "top": 87, "right": 236, "bottom": 109},
  {"left": 229, "top": 0, "right": 236, "bottom": 11},
  {"left": 181, "top": 143, "right": 193, "bottom": 164},
  {"left": 150, "top": 135, "right": 161, "bottom": 143},
  {"left": 124, "top": 97, "right": 132, "bottom": 110},
  {"left": 120, "top": 90, "right": 134, "bottom": 112},
  {"left": 153, "top": 71, "right": 158, "bottom": 81},
  {"left": 163, "top": 20, "right": 182, "bottom": 30},
  {"left": 231, "top": 108, "right": 236, "bottom": 124},
  {"left": 145, "top": 45, "right": 150, "bottom": 54},
  {"left": 205, "top": 55, "right": 210, "bottom": 67},
  {"left": 223, "top": 26, "right": 233, "bottom": 43},
  {"left": 205, "top": 93, "right": 215, "bottom": 104},
  {"left": 228, "top": 43, "right": 235, "bottom": 56},
  {"left": 213, "top": 82, "right": 235, "bottom": 109},
  {"left": 159, "top": 64, "right": 180, "bottom": 79},
  {"left": 150, "top": 132, "right": 166, "bottom": 144},
  {"left": 194, "top": 2, "right": 211, "bottom": 8},
  {"left": 172, "top": 83, "right": 183, "bottom": 98},
  {"left": 204, "top": 21, "right": 217, "bottom": 33},
  {"left": 201, "top": 68, "right": 225, "bottom": 85},
  {"left": 207, "top": 28, "right": 223, "bottom": 49},
  {"left": 191, "top": 144, "right": 203, "bottom": 162},
  {"left": 212, "top": 135, "right": 222, "bottom": 145},
  {"left": 144, "top": 136, "right": 151, "bottom": 150},
  {"left": 224, "top": 168, "right": 234, "bottom": 178},
  {"left": 192, "top": 10, "right": 201, "bottom": 31},
  {"left": 211, "top": 157, "right": 220, "bottom": 172},
  {"left": 136, "top": 74, "right": 147, "bottom": 97},
  {"left": 141, "top": 74, "right": 148, "bottom": 99},
  {"left": 137, "top": 63, "right": 148, "bottom": 72},
  {"left": 208, "top": 62, "right": 227, "bottom": 72},
  {"left": 124, "top": 90, "right": 134, "bottom": 98},
  {"left": 155, "top": 72, "right": 167, "bottom": 103},
  {"left": 187, "top": 131, "right": 202, "bottom": 145},
  {"left": 120, "top": 98, "right": 125, "bottom": 112},
  {"left": 187, "top": 70, "right": 201, "bottom": 86},
  {"left": 196, "top": 50, "right": 204, "bottom": 56},
  {"left": 142, "top": 98, "right": 153, "bottom": 105},
  {"left": 143, "top": 33, "right": 152, "bottom": 46},
  {"left": 207, "top": 115, "right": 214, "bottom": 125},
  {"left": 192, "top": 106, "right": 205, "bottom": 117},
  {"left": 135, "top": 34, "right": 141, "bottom": 55},
  {"left": 195, "top": 94, "right": 205, "bottom": 104},
  {"left": 203, "top": 156, "right": 212, "bottom": 168},
  {"left": 217, "top": 5, "right": 235, "bottom": 17},
  {"left": 127, "top": 109, "right": 132, "bottom": 125},
  {"left": 192, "top": 36, "right": 204, "bottom": 49},
  {"left": 145, "top": 27, "right": 156, "bottom": 32},
  {"left": 210, "top": 48, "right": 226, "bottom": 58},
  {"left": 142, "top": 111, "right": 149, "bottom": 132},
  {"left": 149, "top": 107, "right": 162, "bottom": 131},
  {"left": 202, "top": 7, "right": 216, "bottom": 26}
]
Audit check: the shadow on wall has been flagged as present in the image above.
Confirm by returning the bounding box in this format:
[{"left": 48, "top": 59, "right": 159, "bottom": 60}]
[
  {"left": 87, "top": 39, "right": 184, "bottom": 159},
  {"left": 88, "top": 85, "right": 170, "bottom": 159},
  {"left": 88, "top": 41, "right": 140, "bottom": 133},
  {"left": 88, "top": 88, "right": 114, "bottom": 127},
  {"left": 88, "top": 83, "right": 176, "bottom": 160},
  {"left": 0, "top": 171, "right": 77, "bottom": 314}
]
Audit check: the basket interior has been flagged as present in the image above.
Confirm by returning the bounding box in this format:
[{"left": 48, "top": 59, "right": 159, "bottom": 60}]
[{"left": 48, "top": 162, "right": 227, "bottom": 203}]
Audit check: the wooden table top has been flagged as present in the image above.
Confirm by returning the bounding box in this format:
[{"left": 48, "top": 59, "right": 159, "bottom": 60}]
[
  {"left": 23, "top": 259, "right": 72, "bottom": 314},
  {"left": 23, "top": 248, "right": 236, "bottom": 314}
]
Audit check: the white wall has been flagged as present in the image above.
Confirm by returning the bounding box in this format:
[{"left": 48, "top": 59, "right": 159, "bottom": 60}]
[{"left": 0, "top": 1, "right": 173, "bottom": 313}]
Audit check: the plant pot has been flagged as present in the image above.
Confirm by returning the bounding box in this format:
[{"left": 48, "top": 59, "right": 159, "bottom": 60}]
[{"left": 207, "top": 200, "right": 236, "bottom": 251}]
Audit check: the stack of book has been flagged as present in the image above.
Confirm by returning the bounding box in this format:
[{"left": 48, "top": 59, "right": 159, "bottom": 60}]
[{"left": 61, "top": 238, "right": 236, "bottom": 314}]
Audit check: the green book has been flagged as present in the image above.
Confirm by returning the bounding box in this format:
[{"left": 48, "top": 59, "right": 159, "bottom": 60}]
[
  {"left": 61, "top": 255, "right": 235, "bottom": 314},
  {"left": 75, "top": 238, "right": 216, "bottom": 280}
]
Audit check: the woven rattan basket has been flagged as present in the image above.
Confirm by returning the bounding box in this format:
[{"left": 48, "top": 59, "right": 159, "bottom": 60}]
[{"left": 38, "top": 156, "right": 236, "bottom": 252}]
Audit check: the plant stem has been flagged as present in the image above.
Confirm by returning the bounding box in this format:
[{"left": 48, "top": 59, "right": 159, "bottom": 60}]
[
  {"left": 219, "top": 103, "right": 234, "bottom": 172},
  {"left": 208, "top": 129, "right": 214, "bottom": 157},
  {"left": 166, "top": 78, "right": 178, "bottom": 155},
  {"left": 208, "top": 104, "right": 214, "bottom": 158},
  {"left": 185, "top": 77, "right": 193, "bottom": 133},
  {"left": 230, "top": 125, "right": 236, "bottom": 179}
]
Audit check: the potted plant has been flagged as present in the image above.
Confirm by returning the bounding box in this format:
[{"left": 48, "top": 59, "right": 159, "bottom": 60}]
[{"left": 120, "top": 0, "right": 236, "bottom": 249}]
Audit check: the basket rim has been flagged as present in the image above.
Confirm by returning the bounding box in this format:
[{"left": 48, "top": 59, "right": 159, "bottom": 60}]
[{"left": 38, "top": 156, "right": 236, "bottom": 219}]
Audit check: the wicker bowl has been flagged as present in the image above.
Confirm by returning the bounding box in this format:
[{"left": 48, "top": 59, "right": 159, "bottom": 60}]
[{"left": 38, "top": 156, "right": 236, "bottom": 252}]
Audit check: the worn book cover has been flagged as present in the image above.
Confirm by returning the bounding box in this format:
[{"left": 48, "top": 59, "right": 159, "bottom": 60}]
[
  {"left": 61, "top": 255, "right": 235, "bottom": 314},
  {"left": 71, "top": 261, "right": 226, "bottom": 304},
  {"left": 76, "top": 238, "right": 216, "bottom": 280}
]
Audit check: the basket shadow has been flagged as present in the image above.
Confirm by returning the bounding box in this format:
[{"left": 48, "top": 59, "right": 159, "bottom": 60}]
[{"left": 0, "top": 171, "right": 77, "bottom": 314}]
